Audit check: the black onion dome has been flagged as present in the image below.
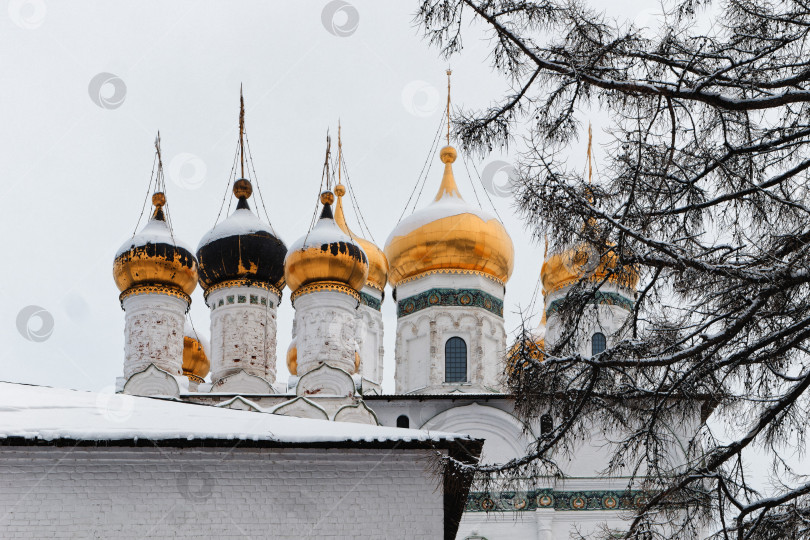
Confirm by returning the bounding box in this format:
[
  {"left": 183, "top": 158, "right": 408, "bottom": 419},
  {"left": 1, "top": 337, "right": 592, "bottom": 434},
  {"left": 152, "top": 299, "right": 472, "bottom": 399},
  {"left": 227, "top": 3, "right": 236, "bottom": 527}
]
[{"left": 197, "top": 194, "right": 287, "bottom": 292}]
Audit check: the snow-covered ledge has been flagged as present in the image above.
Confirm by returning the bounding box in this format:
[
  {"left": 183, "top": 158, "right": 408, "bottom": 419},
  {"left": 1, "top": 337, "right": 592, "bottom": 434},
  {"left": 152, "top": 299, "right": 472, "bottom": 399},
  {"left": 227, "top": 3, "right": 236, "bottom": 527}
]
[
  {"left": 296, "top": 363, "right": 355, "bottom": 397},
  {"left": 334, "top": 402, "right": 379, "bottom": 425},
  {"left": 272, "top": 396, "right": 330, "bottom": 421},
  {"left": 122, "top": 364, "right": 181, "bottom": 398},
  {"left": 210, "top": 369, "right": 274, "bottom": 394}
]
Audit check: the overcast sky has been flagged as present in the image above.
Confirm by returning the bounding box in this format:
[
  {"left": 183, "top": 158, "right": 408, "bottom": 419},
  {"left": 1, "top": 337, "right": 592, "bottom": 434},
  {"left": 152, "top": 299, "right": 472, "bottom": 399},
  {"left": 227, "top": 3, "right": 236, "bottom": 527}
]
[{"left": 0, "top": 0, "right": 660, "bottom": 393}]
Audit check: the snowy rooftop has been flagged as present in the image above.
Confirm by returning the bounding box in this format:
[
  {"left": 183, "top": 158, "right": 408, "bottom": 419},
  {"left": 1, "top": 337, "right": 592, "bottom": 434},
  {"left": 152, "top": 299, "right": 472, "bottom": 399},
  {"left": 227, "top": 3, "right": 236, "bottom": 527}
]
[
  {"left": 197, "top": 207, "right": 278, "bottom": 248},
  {"left": 115, "top": 216, "right": 195, "bottom": 258},
  {"left": 0, "top": 382, "right": 474, "bottom": 446}
]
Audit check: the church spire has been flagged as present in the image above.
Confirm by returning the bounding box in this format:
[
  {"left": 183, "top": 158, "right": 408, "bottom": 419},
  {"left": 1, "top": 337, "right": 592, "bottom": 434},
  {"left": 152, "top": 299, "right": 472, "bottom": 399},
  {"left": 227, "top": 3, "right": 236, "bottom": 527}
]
[
  {"left": 239, "top": 84, "right": 246, "bottom": 179},
  {"left": 334, "top": 121, "right": 350, "bottom": 232},
  {"left": 434, "top": 70, "right": 462, "bottom": 201}
]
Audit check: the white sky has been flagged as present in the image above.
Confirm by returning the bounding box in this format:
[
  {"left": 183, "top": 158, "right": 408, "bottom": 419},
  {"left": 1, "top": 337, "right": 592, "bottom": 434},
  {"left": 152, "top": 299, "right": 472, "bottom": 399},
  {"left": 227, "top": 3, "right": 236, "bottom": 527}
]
[{"left": 0, "top": 0, "right": 659, "bottom": 393}]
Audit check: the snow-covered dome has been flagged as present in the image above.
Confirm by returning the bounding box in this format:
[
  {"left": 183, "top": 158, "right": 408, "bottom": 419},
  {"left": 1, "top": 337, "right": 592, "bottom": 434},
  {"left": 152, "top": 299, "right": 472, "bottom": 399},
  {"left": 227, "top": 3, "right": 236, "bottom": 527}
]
[
  {"left": 541, "top": 241, "right": 639, "bottom": 297},
  {"left": 196, "top": 179, "right": 287, "bottom": 293},
  {"left": 113, "top": 192, "right": 198, "bottom": 298},
  {"left": 284, "top": 190, "right": 369, "bottom": 294},
  {"left": 384, "top": 146, "right": 514, "bottom": 287}
]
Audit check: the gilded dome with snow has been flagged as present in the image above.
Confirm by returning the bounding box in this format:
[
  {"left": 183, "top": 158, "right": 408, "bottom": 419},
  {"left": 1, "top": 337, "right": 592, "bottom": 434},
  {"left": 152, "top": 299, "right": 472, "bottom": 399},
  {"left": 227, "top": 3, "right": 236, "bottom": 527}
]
[
  {"left": 384, "top": 146, "right": 514, "bottom": 287},
  {"left": 284, "top": 191, "right": 369, "bottom": 294},
  {"left": 113, "top": 193, "right": 198, "bottom": 298},
  {"left": 541, "top": 241, "right": 639, "bottom": 296}
]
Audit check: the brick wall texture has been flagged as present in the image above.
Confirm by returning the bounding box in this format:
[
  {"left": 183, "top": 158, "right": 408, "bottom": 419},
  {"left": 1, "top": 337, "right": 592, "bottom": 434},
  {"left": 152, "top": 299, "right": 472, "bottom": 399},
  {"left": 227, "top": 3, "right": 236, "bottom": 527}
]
[{"left": 0, "top": 446, "right": 444, "bottom": 539}]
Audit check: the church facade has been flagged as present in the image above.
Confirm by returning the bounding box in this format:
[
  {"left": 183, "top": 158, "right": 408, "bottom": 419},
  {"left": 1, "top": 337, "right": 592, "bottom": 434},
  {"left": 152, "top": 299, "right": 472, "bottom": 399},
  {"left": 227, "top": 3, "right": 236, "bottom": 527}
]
[{"left": 109, "top": 94, "right": 698, "bottom": 538}]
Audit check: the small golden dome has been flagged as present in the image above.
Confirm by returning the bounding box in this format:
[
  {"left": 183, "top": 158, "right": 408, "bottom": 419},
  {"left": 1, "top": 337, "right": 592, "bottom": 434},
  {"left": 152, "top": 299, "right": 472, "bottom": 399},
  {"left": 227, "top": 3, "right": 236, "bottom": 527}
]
[
  {"left": 506, "top": 319, "right": 546, "bottom": 375},
  {"left": 384, "top": 146, "right": 514, "bottom": 287},
  {"left": 541, "top": 242, "right": 639, "bottom": 296},
  {"left": 333, "top": 183, "right": 389, "bottom": 292},
  {"left": 354, "top": 350, "right": 361, "bottom": 373},
  {"left": 286, "top": 340, "right": 297, "bottom": 376},
  {"left": 182, "top": 323, "right": 210, "bottom": 382},
  {"left": 284, "top": 191, "right": 369, "bottom": 293},
  {"left": 113, "top": 194, "right": 198, "bottom": 296}
]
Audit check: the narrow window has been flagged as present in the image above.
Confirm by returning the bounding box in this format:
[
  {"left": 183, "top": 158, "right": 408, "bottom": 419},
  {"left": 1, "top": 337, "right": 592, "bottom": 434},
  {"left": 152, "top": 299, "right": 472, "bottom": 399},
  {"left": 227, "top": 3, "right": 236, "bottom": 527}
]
[
  {"left": 396, "top": 415, "right": 409, "bottom": 428},
  {"left": 540, "top": 414, "right": 553, "bottom": 435},
  {"left": 591, "top": 332, "right": 607, "bottom": 356},
  {"left": 445, "top": 337, "right": 468, "bottom": 382}
]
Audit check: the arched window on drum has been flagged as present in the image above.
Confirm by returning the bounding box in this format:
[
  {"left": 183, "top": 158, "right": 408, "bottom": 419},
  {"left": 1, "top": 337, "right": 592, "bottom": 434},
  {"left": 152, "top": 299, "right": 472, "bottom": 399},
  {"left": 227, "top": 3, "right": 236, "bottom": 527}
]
[
  {"left": 445, "top": 337, "right": 467, "bottom": 382},
  {"left": 591, "top": 332, "right": 607, "bottom": 356}
]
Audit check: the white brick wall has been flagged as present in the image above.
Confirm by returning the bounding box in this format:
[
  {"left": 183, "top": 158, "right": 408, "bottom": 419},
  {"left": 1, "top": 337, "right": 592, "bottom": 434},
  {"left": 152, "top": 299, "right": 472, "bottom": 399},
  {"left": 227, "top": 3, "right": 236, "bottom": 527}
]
[{"left": 0, "top": 446, "right": 444, "bottom": 539}]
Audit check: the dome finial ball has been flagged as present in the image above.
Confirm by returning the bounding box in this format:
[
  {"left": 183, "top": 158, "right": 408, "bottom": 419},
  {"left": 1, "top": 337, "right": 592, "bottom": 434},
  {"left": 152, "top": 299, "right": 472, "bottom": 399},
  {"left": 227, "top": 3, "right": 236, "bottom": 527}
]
[
  {"left": 320, "top": 190, "right": 335, "bottom": 205},
  {"left": 152, "top": 192, "right": 166, "bottom": 208},
  {"left": 233, "top": 179, "right": 253, "bottom": 200},
  {"left": 440, "top": 146, "right": 457, "bottom": 164},
  {"left": 334, "top": 184, "right": 346, "bottom": 197}
]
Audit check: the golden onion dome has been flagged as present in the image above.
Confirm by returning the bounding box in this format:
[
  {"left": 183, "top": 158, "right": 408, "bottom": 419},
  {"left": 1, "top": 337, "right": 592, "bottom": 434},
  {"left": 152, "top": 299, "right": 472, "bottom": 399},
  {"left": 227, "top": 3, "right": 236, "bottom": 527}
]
[
  {"left": 284, "top": 191, "right": 369, "bottom": 293},
  {"left": 354, "top": 350, "right": 361, "bottom": 374},
  {"left": 333, "top": 184, "right": 389, "bottom": 292},
  {"left": 286, "top": 339, "right": 297, "bottom": 376},
  {"left": 384, "top": 146, "right": 514, "bottom": 287},
  {"left": 113, "top": 193, "right": 198, "bottom": 297},
  {"left": 182, "top": 322, "right": 210, "bottom": 383},
  {"left": 506, "top": 317, "right": 546, "bottom": 375},
  {"left": 541, "top": 241, "right": 639, "bottom": 297},
  {"left": 197, "top": 180, "right": 287, "bottom": 292}
]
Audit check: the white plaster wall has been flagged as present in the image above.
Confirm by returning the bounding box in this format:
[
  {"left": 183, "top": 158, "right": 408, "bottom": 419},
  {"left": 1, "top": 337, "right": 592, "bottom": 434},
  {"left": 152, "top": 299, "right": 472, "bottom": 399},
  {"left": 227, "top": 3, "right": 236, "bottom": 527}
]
[
  {"left": 293, "top": 291, "right": 358, "bottom": 376},
  {"left": 369, "top": 397, "right": 703, "bottom": 540},
  {"left": 357, "top": 286, "right": 384, "bottom": 384},
  {"left": 394, "top": 273, "right": 507, "bottom": 394},
  {"left": 122, "top": 293, "right": 187, "bottom": 379},
  {"left": 395, "top": 308, "right": 506, "bottom": 394},
  {"left": 544, "top": 282, "right": 636, "bottom": 355},
  {"left": 396, "top": 272, "right": 505, "bottom": 299},
  {"left": 207, "top": 285, "right": 280, "bottom": 383},
  {"left": 0, "top": 447, "right": 445, "bottom": 539},
  {"left": 457, "top": 509, "right": 630, "bottom": 540}
]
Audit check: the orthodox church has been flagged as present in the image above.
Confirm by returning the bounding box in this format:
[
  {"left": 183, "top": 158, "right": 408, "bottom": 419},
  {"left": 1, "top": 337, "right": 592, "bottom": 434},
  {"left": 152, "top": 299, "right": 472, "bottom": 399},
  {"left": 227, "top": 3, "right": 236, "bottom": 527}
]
[{"left": 107, "top": 81, "right": 696, "bottom": 539}]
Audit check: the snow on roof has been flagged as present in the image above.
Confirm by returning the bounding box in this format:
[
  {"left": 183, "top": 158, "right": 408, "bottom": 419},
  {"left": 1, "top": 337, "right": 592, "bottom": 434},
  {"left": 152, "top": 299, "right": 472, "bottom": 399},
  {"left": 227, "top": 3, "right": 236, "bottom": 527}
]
[
  {"left": 0, "top": 382, "right": 471, "bottom": 445},
  {"left": 115, "top": 217, "right": 195, "bottom": 258},
  {"left": 385, "top": 193, "right": 498, "bottom": 246},
  {"left": 197, "top": 208, "right": 277, "bottom": 248},
  {"left": 287, "top": 213, "right": 363, "bottom": 254}
]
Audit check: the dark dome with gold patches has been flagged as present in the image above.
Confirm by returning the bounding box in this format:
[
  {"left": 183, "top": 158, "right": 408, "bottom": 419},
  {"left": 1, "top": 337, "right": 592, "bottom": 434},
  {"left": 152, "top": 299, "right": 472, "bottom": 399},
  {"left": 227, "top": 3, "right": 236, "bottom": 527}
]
[
  {"left": 113, "top": 193, "right": 198, "bottom": 297},
  {"left": 196, "top": 179, "right": 287, "bottom": 293},
  {"left": 284, "top": 190, "right": 369, "bottom": 294}
]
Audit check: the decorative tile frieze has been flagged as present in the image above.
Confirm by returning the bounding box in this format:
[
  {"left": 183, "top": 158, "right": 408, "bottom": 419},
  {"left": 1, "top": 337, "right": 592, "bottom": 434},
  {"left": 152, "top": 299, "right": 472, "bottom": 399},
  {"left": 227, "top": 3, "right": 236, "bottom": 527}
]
[
  {"left": 210, "top": 295, "right": 273, "bottom": 311},
  {"left": 546, "top": 291, "right": 634, "bottom": 318},
  {"left": 397, "top": 288, "right": 503, "bottom": 318},
  {"left": 360, "top": 292, "right": 382, "bottom": 311},
  {"left": 465, "top": 488, "right": 646, "bottom": 512}
]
